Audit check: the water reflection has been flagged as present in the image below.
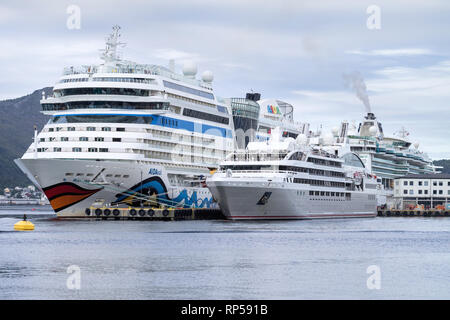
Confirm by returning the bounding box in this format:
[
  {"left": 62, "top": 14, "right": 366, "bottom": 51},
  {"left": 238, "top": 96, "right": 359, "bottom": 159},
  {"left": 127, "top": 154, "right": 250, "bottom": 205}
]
[{"left": 0, "top": 207, "right": 449, "bottom": 299}]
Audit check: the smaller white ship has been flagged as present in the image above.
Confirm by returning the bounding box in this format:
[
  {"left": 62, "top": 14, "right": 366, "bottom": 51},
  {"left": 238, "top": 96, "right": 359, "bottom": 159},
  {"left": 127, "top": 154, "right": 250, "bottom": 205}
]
[{"left": 207, "top": 128, "right": 378, "bottom": 220}]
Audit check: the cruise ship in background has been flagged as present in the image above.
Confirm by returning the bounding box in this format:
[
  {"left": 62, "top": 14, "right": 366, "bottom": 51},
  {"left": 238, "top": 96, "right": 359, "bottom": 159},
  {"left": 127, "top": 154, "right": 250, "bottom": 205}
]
[
  {"left": 309, "top": 112, "right": 437, "bottom": 206},
  {"left": 14, "top": 26, "right": 308, "bottom": 217}
]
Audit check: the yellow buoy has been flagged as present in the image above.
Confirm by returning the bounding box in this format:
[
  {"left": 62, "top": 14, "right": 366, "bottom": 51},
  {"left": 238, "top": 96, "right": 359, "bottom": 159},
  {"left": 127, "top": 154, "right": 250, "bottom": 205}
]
[{"left": 14, "top": 214, "right": 35, "bottom": 231}]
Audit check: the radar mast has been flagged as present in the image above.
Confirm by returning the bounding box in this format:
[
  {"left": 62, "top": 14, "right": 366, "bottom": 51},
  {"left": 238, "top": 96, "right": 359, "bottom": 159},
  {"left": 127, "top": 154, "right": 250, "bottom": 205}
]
[{"left": 100, "top": 25, "right": 126, "bottom": 64}]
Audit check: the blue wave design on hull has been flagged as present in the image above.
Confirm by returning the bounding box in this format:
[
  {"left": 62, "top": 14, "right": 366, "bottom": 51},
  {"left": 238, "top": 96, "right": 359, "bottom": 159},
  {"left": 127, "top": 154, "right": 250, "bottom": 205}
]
[
  {"left": 114, "top": 176, "right": 214, "bottom": 208},
  {"left": 171, "top": 190, "right": 214, "bottom": 208}
]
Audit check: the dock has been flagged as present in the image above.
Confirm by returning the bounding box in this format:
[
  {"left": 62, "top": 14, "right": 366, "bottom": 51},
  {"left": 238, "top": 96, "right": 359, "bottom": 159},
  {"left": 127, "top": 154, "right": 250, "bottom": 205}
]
[
  {"left": 84, "top": 206, "right": 450, "bottom": 219},
  {"left": 377, "top": 209, "right": 450, "bottom": 217},
  {"left": 84, "top": 207, "right": 226, "bottom": 220}
]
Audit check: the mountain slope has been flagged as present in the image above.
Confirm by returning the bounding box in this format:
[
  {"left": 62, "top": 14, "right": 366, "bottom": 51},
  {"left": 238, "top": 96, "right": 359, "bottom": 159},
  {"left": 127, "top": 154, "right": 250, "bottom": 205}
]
[
  {"left": 434, "top": 159, "right": 450, "bottom": 174},
  {"left": 0, "top": 88, "right": 52, "bottom": 189}
]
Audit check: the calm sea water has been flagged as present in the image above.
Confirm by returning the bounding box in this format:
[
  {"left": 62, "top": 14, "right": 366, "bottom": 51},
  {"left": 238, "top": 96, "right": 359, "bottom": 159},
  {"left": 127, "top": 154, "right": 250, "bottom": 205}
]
[{"left": 0, "top": 205, "right": 449, "bottom": 300}]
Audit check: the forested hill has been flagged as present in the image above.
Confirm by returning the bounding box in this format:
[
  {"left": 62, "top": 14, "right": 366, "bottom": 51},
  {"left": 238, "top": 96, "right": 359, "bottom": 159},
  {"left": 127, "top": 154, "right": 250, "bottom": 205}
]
[
  {"left": 434, "top": 159, "right": 450, "bottom": 174},
  {"left": 0, "top": 87, "right": 52, "bottom": 188}
]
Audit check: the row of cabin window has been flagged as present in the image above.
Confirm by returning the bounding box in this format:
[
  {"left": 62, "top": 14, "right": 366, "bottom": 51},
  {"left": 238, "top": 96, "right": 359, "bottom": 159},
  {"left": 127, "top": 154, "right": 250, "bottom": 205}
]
[
  {"left": 403, "top": 189, "right": 449, "bottom": 195},
  {"left": 163, "top": 80, "right": 214, "bottom": 100},
  {"left": 54, "top": 88, "right": 150, "bottom": 97},
  {"left": 280, "top": 166, "right": 345, "bottom": 177},
  {"left": 403, "top": 180, "right": 449, "bottom": 186},
  {"left": 72, "top": 147, "right": 109, "bottom": 152},
  {"left": 183, "top": 108, "right": 230, "bottom": 125},
  {"left": 48, "top": 127, "right": 125, "bottom": 132},
  {"left": 92, "top": 77, "right": 153, "bottom": 84},
  {"left": 64, "top": 172, "right": 130, "bottom": 178},
  {"left": 308, "top": 191, "right": 351, "bottom": 197},
  {"left": 41, "top": 137, "right": 121, "bottom": 142},
  {"left": 293, "top": 178, "right": 345, "bottom": 188},
  {"left": 37, "top": 148, "right": 109, "bottom": 152},
  {"left": 42, "top": 101, "right": 168, "bottom": 111},
  {"left": 307, "top": 157, "right": 342, "bottom": 167}
]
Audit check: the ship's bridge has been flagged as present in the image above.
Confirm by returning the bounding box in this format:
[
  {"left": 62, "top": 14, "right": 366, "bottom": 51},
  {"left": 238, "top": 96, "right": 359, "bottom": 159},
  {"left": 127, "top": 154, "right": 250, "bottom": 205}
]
[{"left": 383, "top": 137, "right": 411, "bottom": 149}]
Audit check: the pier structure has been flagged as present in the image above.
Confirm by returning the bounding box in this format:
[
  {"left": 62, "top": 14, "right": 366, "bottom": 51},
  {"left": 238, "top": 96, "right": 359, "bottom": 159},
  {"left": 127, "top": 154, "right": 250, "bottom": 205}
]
[
  {"left": 377, "top": 209, "right": 450, "bottom": 217},
  {"left": 82, "top": 206, "right": 225, "bottom": 220}
]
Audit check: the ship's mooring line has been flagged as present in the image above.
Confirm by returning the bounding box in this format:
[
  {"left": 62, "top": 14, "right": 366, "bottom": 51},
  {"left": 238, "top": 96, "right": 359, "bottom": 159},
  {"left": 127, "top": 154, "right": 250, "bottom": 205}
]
[
  {"left": 80, "top": 180, "right": 177, "bottom": 207},
  {"left": 80, "top": 180, "right": 187, "bottom": 209}
]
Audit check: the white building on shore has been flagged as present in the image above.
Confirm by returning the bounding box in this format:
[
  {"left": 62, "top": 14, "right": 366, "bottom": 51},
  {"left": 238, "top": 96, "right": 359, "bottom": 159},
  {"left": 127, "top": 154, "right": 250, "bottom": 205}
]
[{"left": 393, "top": 174, "right": 450, "bottom": 209}]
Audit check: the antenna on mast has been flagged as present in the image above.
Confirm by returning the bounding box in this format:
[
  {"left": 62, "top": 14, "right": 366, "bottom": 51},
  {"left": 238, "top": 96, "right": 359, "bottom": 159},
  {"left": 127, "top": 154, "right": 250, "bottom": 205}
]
[
  {"left": 100, "top": 25, "right": 126, "bottom": 64},
  {"left": 395, "top": 127, "right": 410, "bottom": 139}
]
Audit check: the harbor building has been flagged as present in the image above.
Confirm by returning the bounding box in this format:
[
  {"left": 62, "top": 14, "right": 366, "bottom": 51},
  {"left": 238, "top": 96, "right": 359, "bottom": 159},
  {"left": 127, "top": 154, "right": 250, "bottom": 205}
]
[{"left": 393, "top": 174, "right": 450, "bottom": 209}]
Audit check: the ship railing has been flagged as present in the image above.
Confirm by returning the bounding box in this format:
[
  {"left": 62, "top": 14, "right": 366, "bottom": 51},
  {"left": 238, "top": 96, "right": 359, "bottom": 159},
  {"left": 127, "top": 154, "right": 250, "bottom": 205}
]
[
  {"left": 310, "top": 149, "right": 338, "bottom": 159},
  {"left": 349, "top": 140, "right": 376, "bottom": 146},
  {"left": 62, "top": 66, "right": 98, "bottom": 75},
  {"left": 62, "top": 63, "right": 212, "bottom": 89},
  {"left": 347, "top": 135, "right": 376, "bottom": 142},
  {"left": 224, "top": 152, "right": 289, "bottom": 162},
  {"left": 217, "top": 169, "right": 294, "bottom": 175}
]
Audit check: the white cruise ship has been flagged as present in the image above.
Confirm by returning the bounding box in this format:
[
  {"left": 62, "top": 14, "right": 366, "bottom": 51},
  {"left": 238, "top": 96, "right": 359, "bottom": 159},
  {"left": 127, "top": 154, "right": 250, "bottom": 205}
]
[
  {"left": 15, "top": 26, "right": 235, "bottom": 217},
  {"left": 207, "top": 128, "right": 378, "bottom": 220},
  {"left": 310, "top": 111, "right": 437, "bottom": 206}
]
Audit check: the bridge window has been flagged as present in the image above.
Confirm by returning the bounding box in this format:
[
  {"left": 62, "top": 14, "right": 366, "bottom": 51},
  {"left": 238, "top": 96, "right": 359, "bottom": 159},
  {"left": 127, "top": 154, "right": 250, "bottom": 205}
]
[
  {"left": 289, "top": 152, "right": 304, "bottom": 161},
  {"left": 217, "top": 105, "right": 228, "bottom": 114},
  {"left": 183, "top": 108, "right": 229, "bottom": 125},
  {"left": 163, "top": 80, "right": 214, "bottom": 100},
  {"left": 54, "top": 87, "right": 150, "bottom": 97},
  {"left": 342, "top": 153, "right": 365, "bottom": 168},
  {"left": 42, "top": 101, "right": 169, "bottom": 111},
  {"left": 51, "top": 115, "right": 153, "bottom": 124}
]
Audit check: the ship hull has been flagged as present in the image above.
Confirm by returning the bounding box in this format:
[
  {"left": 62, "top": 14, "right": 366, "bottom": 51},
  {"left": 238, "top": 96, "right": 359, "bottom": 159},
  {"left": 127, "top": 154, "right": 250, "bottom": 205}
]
[
  {"left": 208, "top": 180, "right": 377, "bottom": 220},
  {"left": 15, "top": 158, "right": 216, "bottom": 218}
]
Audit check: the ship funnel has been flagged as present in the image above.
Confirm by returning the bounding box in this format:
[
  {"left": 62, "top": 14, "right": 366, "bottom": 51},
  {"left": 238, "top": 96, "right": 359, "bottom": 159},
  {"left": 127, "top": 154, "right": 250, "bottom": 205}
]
[
  {"left": 365, "top": 112, "right": 376, "bottom": 120},
  {"left": 245, "top": 92, "right": 261, "bottom": 102}
]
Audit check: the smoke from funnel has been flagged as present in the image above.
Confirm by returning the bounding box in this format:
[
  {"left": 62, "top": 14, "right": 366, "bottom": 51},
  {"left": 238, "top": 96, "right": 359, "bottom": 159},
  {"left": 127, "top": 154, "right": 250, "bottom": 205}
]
[{"left": 343, "top": 71, "right": 371, "bottom": 114}]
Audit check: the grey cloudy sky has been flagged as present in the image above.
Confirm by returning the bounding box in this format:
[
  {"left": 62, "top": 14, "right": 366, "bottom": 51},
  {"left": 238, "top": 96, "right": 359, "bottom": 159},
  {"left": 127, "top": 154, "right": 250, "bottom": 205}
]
[{"left": 0, "top": 0, "right": 449, "bottom": 158}]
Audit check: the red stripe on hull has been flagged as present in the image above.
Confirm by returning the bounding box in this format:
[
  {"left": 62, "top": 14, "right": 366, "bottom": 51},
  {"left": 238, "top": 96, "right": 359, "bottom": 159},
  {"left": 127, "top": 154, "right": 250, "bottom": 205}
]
[
  {"left": 227, "top": 213, "right": 376, "bottom": 219},
  {"left": 43, "top": 183, "right": 102, "bottom": 200}
]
